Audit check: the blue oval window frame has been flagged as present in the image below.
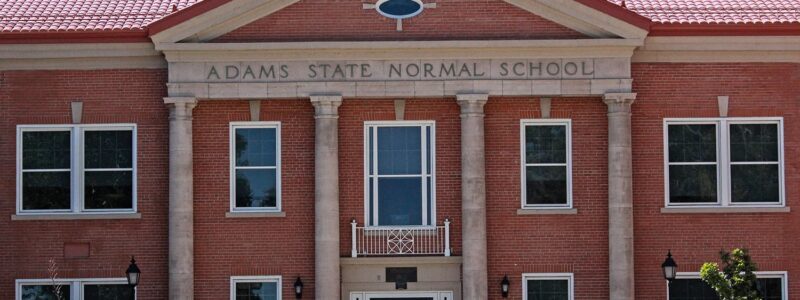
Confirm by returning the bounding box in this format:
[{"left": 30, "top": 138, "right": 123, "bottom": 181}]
[{"left": 375, "top": 0, "right": 425, "bottom": 20}]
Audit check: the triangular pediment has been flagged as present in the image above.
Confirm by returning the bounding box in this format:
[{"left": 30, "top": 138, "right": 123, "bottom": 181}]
[
  {"left": 150, "top": 0, "right": 649, "bottom": 45},
  {"left": 212, "top": 0, "right": 588, "bottom": 42}
]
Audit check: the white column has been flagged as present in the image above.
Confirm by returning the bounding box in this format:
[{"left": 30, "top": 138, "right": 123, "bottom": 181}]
[
  {"left": 457, "top": 94, "right": 489, "bottom": 300},
  {"left": 604, "top": 92, "right": 636, "bottom": 300},
  {"left": 164, "top": 97, "right": 197, "bottom": 300},
  {"left": 311, "top": 95, "right": 343, "bottom": 299}
]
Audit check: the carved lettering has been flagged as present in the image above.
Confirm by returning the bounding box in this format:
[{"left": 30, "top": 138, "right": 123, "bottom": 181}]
[{"left": 207, "top": 66, "right": 221, "bottom": 80}]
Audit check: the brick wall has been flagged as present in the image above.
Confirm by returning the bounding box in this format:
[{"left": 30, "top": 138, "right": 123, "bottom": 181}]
[
  {"left": 2, "top": 62, "right": 798, "bottom": 300},
  {"left": 485, "top": 97, "right": 610, "bottom": 299},
  {"left": 630, "top": 63, "right": 800, "bottom": 299},
  {"left": 212, "top": 0, "right": 587, "bottom": 42},
  {"left": 191, "top": 99, "right": 316, "bottom": 300},
  {"left": 0, "top": 69, "right": 170, "bottom": 299}
]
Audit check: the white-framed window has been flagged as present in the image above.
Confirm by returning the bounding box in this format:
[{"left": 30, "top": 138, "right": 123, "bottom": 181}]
[
  {"left": 668, "top": 271, "right": 788, "bottom": 300},
  {"left": 16, "top": 278, "right": 135, "bottom": 300},
  {"left": 664, "top": 118, "right": 785, "bottom": 207},
  {"left": 16, "top": 124, "right": 137, "bottom": 215},
  {"left": 522, "top": 273, "right": 574, "bottom": 300},
  {"left": 520, "top": 119, "right": 572, "bottom": 209},
  {"left": 229, "top": 122, "right": 281, "bottom": 213},
  {"left": 230, "top": 276, "right": 281, "bottom": 300},
  {"left": 364, "top": 121, "right": 435, "bottom": 227}
]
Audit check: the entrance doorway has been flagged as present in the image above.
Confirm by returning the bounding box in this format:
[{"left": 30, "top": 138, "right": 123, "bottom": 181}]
[{"left": 350, "top": 291, "right": 453, "bottom": 300}]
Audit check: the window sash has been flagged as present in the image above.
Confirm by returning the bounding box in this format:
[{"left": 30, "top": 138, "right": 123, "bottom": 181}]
[
  {"left": 229, "top": 276, "right": 282, "bottom": 300},
  {"left": 16, "top": 125, "right": 137, "bottom": 215},
  {"left": 520, "top": 120, "right": 572, "bottom": 209},
  {"left": 663, "top": 118, "right": 784, "bottom": 207},
  {"left": 668, "top": 272, "right": 787, "bottom": 300},
  {"left": 522, "top": 273, "right": 574, "bottom": 300},
  {"left": 365, "top": 122, "right": 435, "bottom": 227},
  {"left": 229, "top": 123, "right": 281, "bottom": 213},
  {"left": 16, "top": 278, "right": 134, "bottom": 300}
]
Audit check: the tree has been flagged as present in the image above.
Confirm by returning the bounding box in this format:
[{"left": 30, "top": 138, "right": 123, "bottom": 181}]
[{"left": 700, "top": 248, "right": 761, "bottom": 300}]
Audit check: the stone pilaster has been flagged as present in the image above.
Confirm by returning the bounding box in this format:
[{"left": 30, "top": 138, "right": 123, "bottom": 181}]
[
  {"left": 311, "top": 95, "right": 343, "bottom": 299},
  {"left": 457, "top": 94, "right": 489, "bottom": 300},
  {"left": 604, "top": 92, "right": 636, "bottom": 300},
  {"left": 165, "top": 97, "right": 198, "bottom": 300}
]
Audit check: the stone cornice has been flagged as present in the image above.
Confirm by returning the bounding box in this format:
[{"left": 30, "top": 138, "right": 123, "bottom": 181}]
[
  {"left": 0, "top": 43, "right": 165, "bottom": 71},
  {"left": 159, "top": 39, "right": 642, "bottom": 62}
]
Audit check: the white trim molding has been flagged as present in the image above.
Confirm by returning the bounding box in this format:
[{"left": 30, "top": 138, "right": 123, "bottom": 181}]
[
  {"left": 16, "top": 278, "right": 135, "bottom": 300},
  {"left": 519, "top": 119, "right": 573, "bottom": 210},
  {"left": 364, "top": 121, "right": 436, "bottom": 228},
  {"left": 663, "top": 118, "right": 785, "bottom": 209},
  {"left": 16, "top": 124, "right": 138, "bottom": 216},
  {"left": 0, "top": 43, "right": 165, "bottom": 71},
  {"left": 229, "top": 122, "right": 282, "bottom": 214},
  {"left": 522, "top": 273, "right": 574, "bottom": 300},
  {"left": 229, "top": 275, "right": 282, "bottom": 300},
  {"left": 668, "top": 271, "right": 788, "bottom": 300}
]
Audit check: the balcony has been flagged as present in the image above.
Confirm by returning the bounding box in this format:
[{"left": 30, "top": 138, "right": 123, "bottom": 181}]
[{"left": 350, "top": 219, "right": 451, "bottom": 257}]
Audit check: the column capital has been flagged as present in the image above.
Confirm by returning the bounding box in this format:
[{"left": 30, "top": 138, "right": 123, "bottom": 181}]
[
  {"left": 310, "top": 95, "right": 343, "bottom": 119},
  {"left": 603, "top": 93, "right": 636, "bottom": 113},
  {"left": 457, "top": 93, "right": 489, "bottom": 117},
  {"left": 164, "top": 97, "right": 197, "bottom": 121}
]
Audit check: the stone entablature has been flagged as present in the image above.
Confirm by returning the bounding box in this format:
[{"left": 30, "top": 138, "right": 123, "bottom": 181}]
[{"left": 167, "top": 58, "right": 632, "bottom": 99}]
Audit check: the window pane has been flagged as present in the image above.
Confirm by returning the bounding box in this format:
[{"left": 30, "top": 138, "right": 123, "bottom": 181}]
[
  {"left": 757, "top": 278, "right": 783, "bottom": 300},
  {"left": 235, "top": 282, "right": 278, "bottom": 300},
  {"left": 525, "top": 125, "right": 566, "bottom": 164},
  {"left": 84, "top": 171, "right": 133, "bottom": 209},
  {"left": 377, "top": 127, "right": 421, "bottom": 175},
  {"left": 83, "top": 284, "right": 135, "bottom": 300},
  {"left": 730, "top": 124, "right": 778, "bottom": 162},
  {"left": 236, "top": 169, "right": 277, "bottom": 208},
  {"left": 668, "top": 165, "right": 717, "bottom": 203},
  {"left": 84, "top": 131, "right": 133, "bottom": 169},
  {"left": 378, "top": 177, "right": 422, "bottom": 226},
  {"left": 731, "top": 164, "right": 779, "bottom": 203},
  {"left": 668, "top": 279, "right": 719, "bottom": 300},
  {"left": 235, "top": 128, "right": 277, "bottom": 167},
  {"left": 22, "top": 131, "right": 71, "bottom": 169},
  {"left": 22, "top": 171, "right": 71, "bottom": 210},
  {"left": 668, "top": 125, "right": 716, "bottom": 163},
  {"left": 527, "top": 279, "right": 568, "bottom": 300},
  {"left": 525, "top": 166, "right": 567, "bottom": 205},
  {"left": 20, "top": 284, "right": 71, "bottom": 300}
]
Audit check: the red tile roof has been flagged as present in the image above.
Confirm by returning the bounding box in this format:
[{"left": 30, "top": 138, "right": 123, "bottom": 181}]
[
  {"left": 0, "top": 0, "right": 198, "bottom": 33},
  {"left": 608, "top": 0, "right": 800, "bottom": 24},
  {"left": 0, "top": 0, "right": 798, "bottom": 35}
]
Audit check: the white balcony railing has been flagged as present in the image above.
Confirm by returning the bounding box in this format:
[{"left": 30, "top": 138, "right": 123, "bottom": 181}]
[{"left": 350, "top": 219, "right": 451, "bottom": 257}]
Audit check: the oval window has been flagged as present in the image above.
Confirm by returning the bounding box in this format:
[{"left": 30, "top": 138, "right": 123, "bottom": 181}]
[{"left": 375, "top": 0, "right": 424, "bottom": 20}]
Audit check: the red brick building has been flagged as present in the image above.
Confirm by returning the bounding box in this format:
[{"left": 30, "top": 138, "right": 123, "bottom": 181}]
[{"left": 1, "top": 0, "right": 799, "bottom": 299}]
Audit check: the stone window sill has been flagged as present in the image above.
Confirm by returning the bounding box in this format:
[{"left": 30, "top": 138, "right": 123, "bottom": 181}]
[
  {"left": 11, "top": 213, "right": 141, "bottom": 221},
  {"left": 517, "top": 208, "right": 578, "bottom": 215},
  {"left": 661, "top": 207, "right": 790, "bottom": 214},
  {"left": 226, "top": 211, "right": 286, "bottom": 218}
]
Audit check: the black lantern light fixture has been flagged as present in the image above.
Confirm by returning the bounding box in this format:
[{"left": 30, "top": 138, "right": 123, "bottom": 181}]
[
  {"left": 125, "top": 256, "right": 141, "bottom": 287},
  {"left": 294, "top": 277, "right": 303, "bottom": 299},
  {"left": 661, "top": 250, "right": 678, "bottom": 284},
  {"left": 500, "top": 275, "right": 510, "bottom": 298}
]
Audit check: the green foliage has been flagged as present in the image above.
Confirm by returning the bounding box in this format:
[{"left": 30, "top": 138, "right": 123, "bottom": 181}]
[{"left": 699, "top": 248, "right": 761, "bottom": 300}]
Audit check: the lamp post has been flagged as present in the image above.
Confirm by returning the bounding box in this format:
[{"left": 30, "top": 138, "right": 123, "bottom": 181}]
[
  {"left": 500, "top": 275, "right": 510, "bottom": 298},
  {"left": 293, "top": 277, "right": 303, "bottom": 299},
  {"left": 125, "top": 257, "right": 141, "bottom": 300},
  {"left": 661, "top": 250, "right": 678, "bottom": 285}
]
